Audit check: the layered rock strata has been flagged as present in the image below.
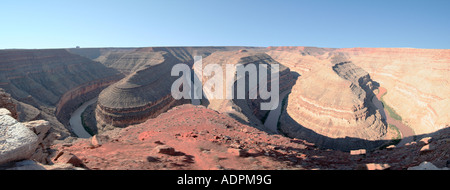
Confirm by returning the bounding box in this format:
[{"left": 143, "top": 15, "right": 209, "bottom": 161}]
[
  {"left": 333, "top": 48, "right": 450, "bottom": 135},
  {"left": 95, "top": 51, "right": 190, "bottom": 130},
  {"left": 197, "top": 50, "right": 294, "bottom": 132},
  {"left": 279, "top": 62, "right": 387, "bottom": 151},
  {"left": 0, "top": 49, "right": 123, "bottom": 136},
  {"left": 0, "top": 49, "right": 121, "bottom": 106},
  {"left": 94, "top": 47, "right": 263, "bottom": 131},
  {"left": 268, "top": 46, "right": 449, "bottom": 138},
  {"left": 93, "top": 47, "right": 258, "bottom": 74}
]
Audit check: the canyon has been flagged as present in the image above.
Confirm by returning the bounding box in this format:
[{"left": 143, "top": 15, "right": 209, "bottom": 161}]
[
  {"left": 0, "top": 46, "right": 449, "bottom": 170},
  {"left": 267, "top": 47, "right": 450, "bottom": 137},
  {"left": 195, "top": 50, "right": 295, "bottom": 133},
  {"left": 277, "top": 61, "right": 388, "bottom": 151},
  {"left": 0, "top": 49, "right": 123, "bottom": 137},
  {"left": 93, "top": 47, "right": 257, "bottom": 131}
]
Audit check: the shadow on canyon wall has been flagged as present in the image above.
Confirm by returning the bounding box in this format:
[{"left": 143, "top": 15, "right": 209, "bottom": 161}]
[{"left": 277, "top": 70, "right": 395, "bottom": 152}]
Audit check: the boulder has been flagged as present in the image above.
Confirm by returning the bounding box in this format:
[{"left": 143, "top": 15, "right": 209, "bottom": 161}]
[
  {"left": 22, "top": 120, "right": 59, "bottom": 164},
  {"left": 365, "top": 163, "right": 391, "bottom": 170},
  {"left": 350, "top": 149, "right": 366, "bottom": 156},
  {"left": 90, "top": 134, "right": 109, "bottom": 148},
  {"left": 228, "top": 148, "right": 248, "bottom": 157},
  {"left": 2, "top": 160, "right": 85, "bottom": 170},
  {"left": 23, "top": 120, "right": 51, "bottom": 142},
  {"left": 386, "top": 145, "right": 396, "bottom": 150},
  {"left": 419, "top": 144, "right": 435, "bottom": 154},
  {"left": 419, "top": 137, "right": 432, "bottom": 144},
  {"left": 53, "top": 151, "right": 84, "bottom": 167},
  {"left": 0, "top": 113, "right": 39, "bottom": 165},
  {"left": 0, "top": 108, "right": 11, "bottom": 117},
  {"left": 154, "top": 145, "right": 176, "bottom": 155}
]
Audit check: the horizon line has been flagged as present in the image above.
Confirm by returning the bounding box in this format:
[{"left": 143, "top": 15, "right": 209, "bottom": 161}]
[{"left": 1, "top": 45, "right": 449, "bottom": 51}]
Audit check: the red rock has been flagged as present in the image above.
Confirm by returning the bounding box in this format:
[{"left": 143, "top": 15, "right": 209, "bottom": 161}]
[
  {"left": 154, "top": 145, "right": 176, "bottom": 155},
  {"left": 228, "top": 148, "right": 248, "bottom": 157},
  {"left": 49, "top": 104, "right": 450, "bottom": 170},
  {"left": 154, "top": 140, "right": 164, "bottom": 145},
  {"left": 53, "top": 151, "right": 84, "bottom": 167}
]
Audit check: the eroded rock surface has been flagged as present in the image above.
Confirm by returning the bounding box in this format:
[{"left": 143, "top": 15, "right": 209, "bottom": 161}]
[
  {"left": 278, "top": 61, "right": 387, "bottom": 151},
  {"left": 51, "top": 105, "right": 450, "bottom": 170},
  {"left": 0, "top": 109, "right": 39, "bottom": 165},
  {"left": 197, "top": 50, "right": 295, "bottom": 132}
]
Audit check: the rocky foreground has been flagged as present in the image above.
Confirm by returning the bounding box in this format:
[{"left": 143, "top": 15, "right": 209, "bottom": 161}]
[
  {"left": 0, "top": 46, "right": 449, "bottom": 170},
  {"left": 2, "top": 104, "right": 447, "bottom": 170}
]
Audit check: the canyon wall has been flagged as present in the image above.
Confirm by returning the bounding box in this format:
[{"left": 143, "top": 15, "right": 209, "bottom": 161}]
[
  {"left": 94, "top": 47, "right": 263, "bottom": 131},
  {"left": 93, "top": 47, "right": 259, "bottom": 74},
  {"left": 0, "top": 49, "right": 123, "bottom": 136},
  {"left": 277, "top": 61, "right": 387, "bottom": 151},
  {"left": 268, "top": 47, "right": 449, "bottom": 142},
  {"left": 333, "top": 48, "right": 450, "bottom": 135},
  {"left": 95, "top": 51, "right": 190, "bottom": 130},
  {"left": 197, "top": 50, "right": 295, "bottom": 132},
  {"left": 54, "top": 77, "right": 121, "bottom": 126}
]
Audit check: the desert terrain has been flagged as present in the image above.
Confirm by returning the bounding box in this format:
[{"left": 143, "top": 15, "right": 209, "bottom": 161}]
[{"left": 0, "top": 46, "right": 449, "bottom": 170}]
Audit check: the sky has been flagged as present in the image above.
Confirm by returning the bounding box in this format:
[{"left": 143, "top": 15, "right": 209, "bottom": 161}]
[{"left": 1, "top": 0, "right": 449, "bottom": 49}]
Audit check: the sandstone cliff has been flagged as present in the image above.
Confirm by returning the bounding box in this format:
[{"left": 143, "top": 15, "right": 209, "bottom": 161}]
[
  {"left": 0, "top": 49, "right": 123, "bottom": 136},
  {"left": 95, "top": 51, "right": 189, "bottom": 130},
  {"left": 197, "top": 50, "right": 295, "bottom": 132},
  {"left": 278, "top": 61, "right": 387, "bottom": 151},
  {"left": 93, "top": 47, "right": 259, "bottom": 74},
  {"left": 94, "top": 47, "right": 263, "bottom": 131},
  {"left": 333, "top": 48, "right": 450, "bottom": 135},
  {"left": 268, "top": 47, "right": 449, "bottom": 148}
]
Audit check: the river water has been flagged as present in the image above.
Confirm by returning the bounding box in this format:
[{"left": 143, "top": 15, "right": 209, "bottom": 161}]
[
  {"left": 69, "top": 98, "right": 97, "bottom": 138},
  {"left": 263, "top": 91, "right": 290, "bottom": 134}
]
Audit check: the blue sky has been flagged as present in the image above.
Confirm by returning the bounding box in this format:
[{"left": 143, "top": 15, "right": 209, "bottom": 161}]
[{"left": 1, "top": 0, "right": 449, "bottom": 49}]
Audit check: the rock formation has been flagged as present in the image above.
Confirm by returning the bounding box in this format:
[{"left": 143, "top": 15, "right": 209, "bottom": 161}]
[
  {"left": 22, "top": 120, "right": 59, "bottom": 164},
  {"left": 278, "top": 61, "right": 387, "bottom": 151},
  {"left": 94, "top": 47, "right": 262, "bottom": 131},
  {"left": 92, "top": 47, "right": 259, "bottom": 74},
  {"left": 0, "top": 108, "right": 39, "bottom": 165},
  {"left": 0, "top": 89, "right": 19, "bottom": 120},
  {"left": 0, "top": 107, "right": 77, "bottom": 169},
  {"left": 0, "top": 46, "right": 448, "bottom": 171},
  {"left": 95, "top": 51, "right": 189, "bottom": 130},
  {"left": 0, "top": 49, "right": 123, "bottom": 136},
  {"left": 332, "top": 48, "right": 450, "bottom": 135},
  {"left": 196, "top": 50, "right": 294, "bottom": 132},
  {"left": 267, "top": 47, "right": 449, "bottom": 149},
  {"left": 0, "top": 49, "right": 121, "bottom": 107},
  {"left": 51, "top": 104, "right": 450, "bottom": 170}
]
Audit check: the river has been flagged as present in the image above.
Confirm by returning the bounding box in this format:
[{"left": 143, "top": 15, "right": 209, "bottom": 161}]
[
  {"left": 263, "top": 91, "right": 290, "bottom": 134},
  {"left": 69, "top": 98, "right": 97, "bottom": 138},
  {"left": 372, "top": 93, "right": 415, "bottom": 147}
]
